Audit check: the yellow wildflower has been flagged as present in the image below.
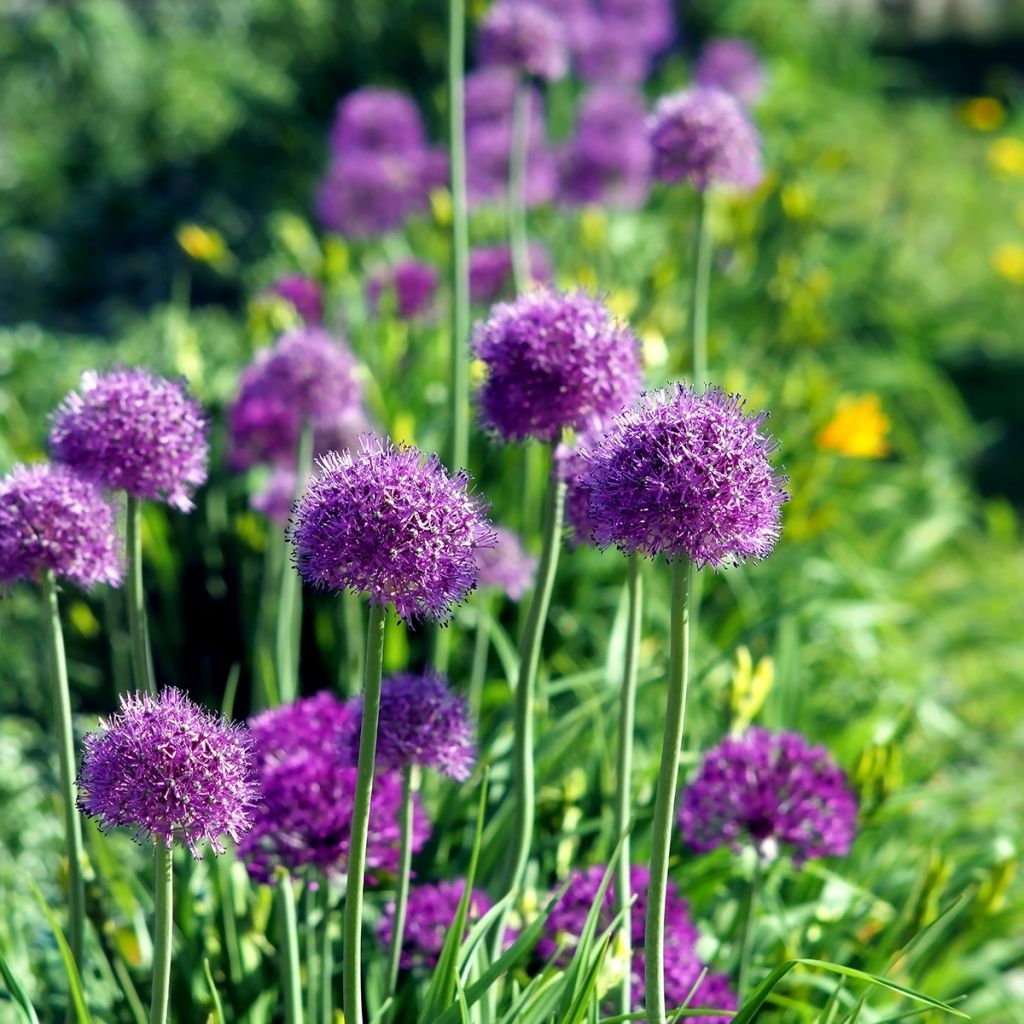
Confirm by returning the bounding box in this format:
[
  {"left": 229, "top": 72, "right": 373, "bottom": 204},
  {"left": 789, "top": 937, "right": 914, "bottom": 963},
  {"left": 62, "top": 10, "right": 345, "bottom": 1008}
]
[
  {"left": 780, "top": 182, "right": 812, "bottom": 219},
  {"left": 988, "top": 137, "right": 1024, "bottom": 177},
  {"left": 175, "top": 224, "right": 228, "bottom": 265},
  {"left": 817, "top": 394, "right": 891, "bottom": 459},
  {"left": 960, "top": 97, "right": 1005, "bottom": 132},
  {"left": 992, "top": 243, "right": 1024, "bottom": 284},
  {"left": 729, "top": 646, "right": 774, "bottom": 735}
]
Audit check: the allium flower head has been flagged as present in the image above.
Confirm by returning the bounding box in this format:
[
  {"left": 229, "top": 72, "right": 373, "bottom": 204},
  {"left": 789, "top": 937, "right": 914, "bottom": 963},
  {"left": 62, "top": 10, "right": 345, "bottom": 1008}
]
[
  {"left": 289, "top": 438, "right": 494, "bottom": 623},
  {"left": 49, "top": 369, "right": 209, "bottom": 512},
  {"left": 475, "top": 526, "right": 537, "bottom": 599},
  {"left": 473, "top": 289, "right": 643, "bottom": 443},
  {"left": 557, "top": 430, "right": 602, "bottom": 547},
  {"left": 647, "top": 87, "right": 762, "bottom": 191},
  {"left": 466, "top": 123, "right": 557, "bottom": 208},
  {"left": 228, "top": 328, "right": 362, "bottom": 470},
  {"left": 600, "top": 0, "right": 674, "bottom": 54},
  {"left": 0, "top": 463, "right": 123, "bottom": 590},
  {"left": 366, "top": 260, "right": 440, "bottom": 321},
  {"left": 350, "top": 671, "right": 475, "bottom": 780},
  {"left": 694, "top": 38, "right": 764, "bottom": 107},
  {"left": 465, "top": 68, "right": 544, "bottom": 135},
  {"left": 250, "top": 466, "right": 298, "bottom": 525},
  {"left": 478, "top": 2, "right": 569, "bottom": 81},
  {"left": 77, "top": 688, "right": 257, "bottom": 858},
  {"left": 329, "top": 88, "right": 427, "bottom": 156},
  {"left": 469, "top": 244, "right": 552, "bottom": 304},
  {"left": 582, "top": 385, "right": 788, "bottom": 569},
  {"left": 377, "top": 880, "right": 492, "bottom": 970},
  {"left": 680, "top": 727, "right": 858, "bottom": 864},
  {"left": 573, "top": 16, "right": 651, "bottom": 84},
  {"left": 263, "top": 275, "right": 324, "bottom": 325}
]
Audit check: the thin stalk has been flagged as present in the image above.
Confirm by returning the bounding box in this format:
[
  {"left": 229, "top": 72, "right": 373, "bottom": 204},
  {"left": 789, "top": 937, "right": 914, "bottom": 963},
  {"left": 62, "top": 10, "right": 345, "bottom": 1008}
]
[
  {"left": 320, "top": 881, "right": 334, "bottom": 1024},
  {"left": 104, "top": 585, "right": 132, "bottom": 698},
  {"left": 644, "top": 560, "right": 693, "bottom": 1024},
  {"left": 342, "top": 604, "right": 388, "bottom": 1024},
  {"left": 340, "top": 591, "right": 364, "bottom": 696},
  {"left": 384, "top": 764, "right": 418, "bottom": 1008},
  {"left": 613, "top": 555, "right": 643, "bottom": 1020},
  {"left": 691, "top": 190, "right": 711, "bottom": 391},
  {"left": 305, "top": 883, "right": 318, "bottom": 1024},
  {"left": 216, "top": 856, "right": 243, "bottom": 986},
  {"left": 255, "top": 526, "right": 285, "bottom": 711},
  {"left": 277, "top": 872, "right": 304, "bottom": 1024},
  {"left": 448, "top": 0, "right": 470, "bottom": 474},
  {"left": 508, "top": 78, "right": 531, "bottom": 293},
  {"left": 737, "top": 856, "right": 763, "bottom": 999},
  {"left": 126, "top": 495, "right": 157, "bottom": 696},
  {"left": 467, "top": 595, "right": 492, "bottom": 719},
  {"left": 149, "top": 844, "right": 174, "bottom": 1024},
  {"left": 43, "top": 571, "right": 87, "bottom": 1006}
]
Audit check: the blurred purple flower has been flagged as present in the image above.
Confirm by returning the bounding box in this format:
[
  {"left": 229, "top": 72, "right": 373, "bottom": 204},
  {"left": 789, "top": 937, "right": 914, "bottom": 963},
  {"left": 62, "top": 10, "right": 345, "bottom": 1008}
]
[
  {"left": 329, "top": 88, "right": 427, "bottom": 157},
  {"left": 250, "top": 466, "right": 297, "bottom": 525},
  {"left": 474, "top": 526, "right": 537, "bottom": 599},
  {"left": 600, "top": 0, "right": 674, "bottom": 54},
  {"left": 478, "top": 2, "right": 569, "bottom": 81},
  {"left": 366, "top": 260, "right": 440, "bottom": 321},
  {"left": 572, "top": 15, "right": 651, "bottom": 84},
  {"left": 469, "top": 244, "right": 552, "bottom": 303},
  {"left": 466, "top": 122, "right": 558, "bottom": 208},
  {"left": 465, "top": 68, "right": 545, "bottom": 136},
  {"left": 694, "top": 38, "right": 764, "bottom": 107},
  {"left": 263, "top": 275, "right": 324, "bottom": 325}
]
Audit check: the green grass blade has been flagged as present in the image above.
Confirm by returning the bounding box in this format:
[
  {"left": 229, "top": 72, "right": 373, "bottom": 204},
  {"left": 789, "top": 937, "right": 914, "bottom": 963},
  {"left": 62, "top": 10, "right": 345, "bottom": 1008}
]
[
  {"left": 29, "top": 877, "right": 93, "bottom": 1024},
  {"left": 0, "top": 954, "right": 41, "bottom": 1024},
  {"left": 203, "top": 958, "right": 226, "bottom": 1024}
]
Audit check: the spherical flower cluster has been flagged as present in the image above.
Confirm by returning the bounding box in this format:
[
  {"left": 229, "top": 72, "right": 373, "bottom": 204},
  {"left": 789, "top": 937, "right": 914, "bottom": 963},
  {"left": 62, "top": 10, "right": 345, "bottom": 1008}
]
[
  {"left": 263, "top": 275, "right": 324, "bottom": 324},
  {"left": 559, "top": 88, "right": 650, "bottom": 208},
  {"left": 240, "top": 692, "right": 428, "bottom": 883},
  {"left": 467, "top": 123, "right": 558, "bottom": 208},
  {"left": 473, "top": 289, "right": 643, "bottom": 443},
  {"left": 49, "top": 369, "right": 209, "bottom": 512},
  {"left": 679, "top": 728, "right": 858, "bottom": 864},
  {"left": 572, "top": 15, "right": 651, "bottom": 84},
  {"left": 601, "top": 0, "right": 674, "bottom": 54},
  {"left": 469, "top": 244, "right": 551, "bottom": 304},
  {"left": 582, "top": 385, "right": 788, "bottom": 569},
  {"left": 474, "top": 526, "right": 537, "bottom": 599},
  {"left": 0, "top": 463, "right": 123, "bottom": 590},
  {"left": 250, "top": 466, "right": 298, "bottom": 525},
  {"left": 289, "top": 438, "right": 494, "bottom": 623},
  {"left": 465, "top": 68, "right": 543, "bottom": 135},
  {"left": 350, "top": 672, "right": 475, "bottom": 780},
  {"left": 329, "top": 88, "right": 426, "bottom": 155},
  {"left": 557, "top": 432, "right": 600, "bottom": 547},
  {"left": 647, "top": 87, "right": 763, "bottom": 191},
  {"left": 377, "top": 880, "right": 492, "bottom": 970},
  {"left": 77, "top": 688, "right": 257, "bottom": 858},
  {"left": 366, "top": 261, "right": 440, "bottom": 321},
  {"left": 227, "top": 328, "right": 362, "bottom": 471},
  {"left": 538, "top": 865, "right": 735, "bottom": 1019},
  {"left": 478, "top": 2, "right": 569, "bottom": 81},
  {"left": 694, "top": 38, "right": 764, "bottom": 107}
]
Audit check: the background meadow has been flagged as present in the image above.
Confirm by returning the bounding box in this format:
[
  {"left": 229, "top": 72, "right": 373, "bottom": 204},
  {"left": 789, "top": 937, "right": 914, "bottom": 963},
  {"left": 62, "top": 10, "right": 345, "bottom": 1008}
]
[{"left": 1, "top": 0, "right": 1023, "bottom": 1022}]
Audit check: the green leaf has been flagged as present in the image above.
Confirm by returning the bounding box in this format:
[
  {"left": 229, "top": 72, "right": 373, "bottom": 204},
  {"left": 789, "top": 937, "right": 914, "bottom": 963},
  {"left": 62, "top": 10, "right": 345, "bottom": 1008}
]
[
  {"left": 29, "top": 877, "right": 93, "bottom": 1024},
  {"left": 0, "top": 954, "right": 41, "bottom": 1024}
]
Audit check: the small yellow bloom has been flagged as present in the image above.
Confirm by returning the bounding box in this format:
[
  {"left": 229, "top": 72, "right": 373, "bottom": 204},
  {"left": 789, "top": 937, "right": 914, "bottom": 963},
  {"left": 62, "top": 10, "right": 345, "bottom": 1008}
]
[
  {"left": 780, "top": 182, "right": 812, "bottom": 219},
  {"left": 580, "top": 206, "right": 608, "bottom": 248},
  {"left": 430, "top": 186, "right": 453, "bottom": 228},
  {"left": 729, "top": 645, "right": 774, "bottom": 735},
  {"left": 175, "top": 224, "right": 227, "bottom": 264},
  {"left": 640, "top": 329, "right": 668, "bottom": 368},
  {"left": 961, "top": 96, "right": 1005, "bottom": 132},
  {"left": 68, "top": 600, "right": 100, "bottom": 639},
  {"left": 817, "top": 394, "right": 891, "bottom": 459},
  {"left": 988, "top": 137, "right": 1024, "bottom": 176},
  {"left": 992, "top": 243, "right": 1024, "bottom": 284}
]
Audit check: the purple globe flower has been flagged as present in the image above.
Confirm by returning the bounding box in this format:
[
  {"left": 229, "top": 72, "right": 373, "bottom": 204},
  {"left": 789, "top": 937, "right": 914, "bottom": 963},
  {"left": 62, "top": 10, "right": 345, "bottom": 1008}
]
[
  {"left": 0, "top": 463, "right": 123, "bottom": 590},
  {"left": 647, "top": 87, "right": 763, "bottom": 191},
  {"left": 466, "top": 122, "right": 558, "bottom": 208},
  {"left": 377, "top": 880, "right": 492, "bottom": 970},
  {"left": 557, "top": 432, "right": 602, "bottom": 547},
  {"left": 572, "top": 15, "right": 651, "bottom": 84},
  {"left": 469, "top": 244, "right": 552, "bottom": 304},
  {"left": 77, "top": 688, "right": 258, "bottom": 858},
  {"left": 582, "top": 385, "right": 788, "bottom": 569},
  {"left": 600, "top": 0, "right": 674, "bottom": 54},
  {"left": 240, "top": 692, "right": 428, "bottom": 883},
  {"left": 473, "top": 289, "right": 643, "bottom": 444},
  {"left": 478, "top": 1, "right": 569, "bottom": 82},
  {"left": 49, "top": 369, "right": 209, "bottom": 512},
  {"left": 329, "top": 88, "right": 426, "bottom": 157},
  {"left": 250, "top": 466, "right": 298, "bottom": 525},
  {"left": 263, "top": 275, "right": 324, "bottom": 325},
  {"left": 366, "top": 260, "right": 440, "bottom": 321},
  {"left": 679, "top": 728, "right": 858, "bottom": 864},
  {"left": 289, "top": 438, "right": 495, "bottom": 624},
  {"left": 349, "top": 672, "right": 475, "bottom": 780},
  {"left": 474, "top": 526, "right": 537, "bottom": 599},
  {"left": 465, "top": 68, "right": 545, "bottom": 136},
  {"left": 227, "top": 328, "right": 363, "bottom": 471},
  {"left": 694, "top": 38, "right": 764, "bottom": 107}
]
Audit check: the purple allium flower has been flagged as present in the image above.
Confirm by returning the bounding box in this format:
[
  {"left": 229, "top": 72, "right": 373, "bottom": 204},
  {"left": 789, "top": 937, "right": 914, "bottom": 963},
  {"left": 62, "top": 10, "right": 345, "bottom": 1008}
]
[
  {"left": 559, "top": 88, "right": 650, "bottom": 208},
  {"left": 474, "top": 526, "right": 537, "bottom": 599},
  {"left": 647, "top": 87, "right": 763, "bottom": 191},
  {"left": 240, "top": 692, "right": 428, "bottom": 883},
  {"left": 478, "top": 1, "right": 569, "bottom": 82},
  {"left": 349, "top": 671, "right": 475, "bottom": 780},
  {"left": 77, "top": 688, "right": 257, "bottom": 858},
  {"left": 227, "top": 328, "right": 362, "bottom": 471},
  {"left": 473, "top": 289, "right": 643, "bottom": 443},
  {"left": 469, "top": 244, "right": 552, "bottom": 304},
  {"left": 465, "top": 68, "right": 541, "bottom": 134},
  {"left": 557, "top": 432, "right": 601, "bottom": 547},
  {"left": 0, "top": 463, "right": 123, "bottom": 590},
  {"left": 329, "top": 88, "right": 427, "bottom": 157},
  {"left": 263, "top": 275, "right": 324, "bottom": 325},
  {"left": 572, "top": 15, "right": 651, "bottom": 84},
  {"left": 466, "top": 123, "right": 558, "bottom": 208},
  {"left": 600, "top": 0, "right": 674, "bottom": 54},
  {"left": 366, "top": 260, "right": 440, "bottom": 321},
  {"left": 582, "top": 385, "right": 788, "bottom": 569},
  {"left": 49, "top": 369, "right": 209, "bottom": 512},
  {"left": 377, "top": 880, "right": 492, "bottom": 970},
  {"left": 694, "top": 38, "right": 764, "bottom": 107},
  {"left": 250, "top": 466, "right": 298, "bottom": 525},
  {"left": 679, "top": 727, "right": 858, "bottom": 864},
  {"left": 289, "top": 438, "right": 495, "bottom": 624}
]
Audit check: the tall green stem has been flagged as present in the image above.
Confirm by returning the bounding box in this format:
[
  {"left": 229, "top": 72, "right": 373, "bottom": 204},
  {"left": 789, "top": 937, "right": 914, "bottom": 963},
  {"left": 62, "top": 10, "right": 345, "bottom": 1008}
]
[
  {"left": 149, "top": 844, "right": 173, "bottom": 1024},
  {"left": 448, "top": 0, "right": 470, "bottom": 474},
  {"left": 384, "top": 764, "right": 418, "bottom": 1009},
  {"left": 644, "top": 560, "right": 693, "bottom": 1024},
  {"left": 467, "top": 595, "right": 492, "bottom": 719},
  {"left": 342, "top": 604, "right": 387, "bottom": 1024},
  {"left": 126, "top": 495, "right": 156, "bottom": 696},
  {"left": 508, "top": 79, "right": 531, "bottom": 293},
  {"left": 613, "top": 555, "right": 643, "bottom": 1019},
  {"left": 320, "top": 881, "right": 334, "bottom": 1024},
  {"left": 304, "top": 883, "right": 318, "bottom": 1024},
  {"left": 737, "top": 856, "right": 763, "bottom": 999},
  {"left": 340, "top": 591, "right": 364, "bottom": 696},
  {"left": 43, "top": 571, "right": 87, "bottom": 1005},
  {"left": 277, "top": 872, "right": 304, "bottom": 1024},
  {"left": 691, "top": 191, "right": 711, "bottom": 391}
]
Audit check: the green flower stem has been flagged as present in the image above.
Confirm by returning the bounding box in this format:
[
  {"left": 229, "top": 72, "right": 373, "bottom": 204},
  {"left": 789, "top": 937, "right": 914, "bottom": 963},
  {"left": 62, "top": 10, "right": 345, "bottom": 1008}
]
[
  {"left": 644, "top": 559, "right": 694, "bottom": 1024},
  {"left": 737, "top": 855, "right": 763, "bottom": 999},
  {"left": 691, "top": 190, "right": 711, "bottom": 391},
  {"left": 384, "top": 764, "right": 419, "bottom": 1010},
  {"left": 467, "top": 594, "right": 493, "bottom": 720},
  {"left": 149, "top": 844, "right": 174, "bottom": 1024},
  {"left": 305, "top": 883, "right": 318, "bottom": 1024},
  {"left": 448, "top": 0, "right": 470, "bottom": 474},
  {"left": 613, "top": 554, "right": 643, "bottom": 1020},
  {"left": 342, "top": 603, "right": 388, "bottom": 1024},
  {"left": 341, "top": 591, "right": 365, "bottom": 696},
  {"left": 277, "top": 871, "right": 304, "bottom": 1024},
  {"left": 508, "top": 78, "right": 532, "bottom": 293},
  {"left": 320, "top": 881, "right": 334, "bottom": 1024},
  {"left": 43, "top": 571, "right": 87, "bottom": 996},
  {"left": 126, "top": 495, "right": 157, "bottom": 696}
]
